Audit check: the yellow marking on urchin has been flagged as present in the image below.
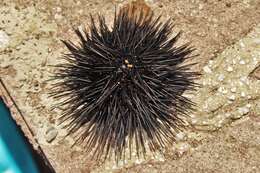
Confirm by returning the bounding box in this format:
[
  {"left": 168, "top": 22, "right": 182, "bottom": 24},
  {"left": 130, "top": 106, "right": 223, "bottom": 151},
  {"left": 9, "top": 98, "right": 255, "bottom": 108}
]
[
  {"left": 127, "top": 64, "right": 133, "bottom": 68},
  {"left": 124, "top": 59, "right": 133, "bottom": 68}
]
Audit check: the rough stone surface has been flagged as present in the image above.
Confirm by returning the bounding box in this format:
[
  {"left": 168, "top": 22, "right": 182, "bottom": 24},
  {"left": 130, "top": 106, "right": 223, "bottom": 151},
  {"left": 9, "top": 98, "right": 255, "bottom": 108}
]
[{"left": 1, "top": 0, "right": 260, "bottom": 173}]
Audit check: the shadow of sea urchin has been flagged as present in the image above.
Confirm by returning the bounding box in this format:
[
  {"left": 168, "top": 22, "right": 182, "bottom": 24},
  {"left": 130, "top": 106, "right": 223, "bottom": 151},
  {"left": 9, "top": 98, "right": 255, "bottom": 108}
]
[{"left": 52, "top": 6, "right": 199, "bottom": 162}]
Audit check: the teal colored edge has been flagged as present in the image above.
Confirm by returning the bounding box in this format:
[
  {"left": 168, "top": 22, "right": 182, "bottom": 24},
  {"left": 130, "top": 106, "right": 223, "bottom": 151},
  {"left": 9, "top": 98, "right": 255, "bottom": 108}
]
[{"left": 0, "top": 98, "right": 39, "bottom": 173}]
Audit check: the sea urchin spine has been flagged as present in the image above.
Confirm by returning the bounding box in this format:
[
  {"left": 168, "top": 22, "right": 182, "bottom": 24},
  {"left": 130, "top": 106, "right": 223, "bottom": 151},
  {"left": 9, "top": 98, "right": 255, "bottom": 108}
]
[{"left": 52, "top": 6, "right": 199, "bottom": 162}]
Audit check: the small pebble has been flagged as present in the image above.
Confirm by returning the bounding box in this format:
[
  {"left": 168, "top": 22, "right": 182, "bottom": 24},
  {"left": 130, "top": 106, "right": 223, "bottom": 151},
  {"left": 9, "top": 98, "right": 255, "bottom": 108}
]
[
  {"left": 79, "top": 9, "right": 83, "bottom": 14},
  {"left": 203, "top": 65, "right": 212, "bottom": 73},
  {"left": 135, "top": 159, "right": 142, "bottom": 164},
  {"left": 198, "top": 4, "right": 204, "bottom": 10},
  {"left": 218, "top": 86, "right": 228, "bottom": 94},
  {"left": 238, "top": 107, "right": 249, "bottom": 115},
  {"left": 232, "top": 59, "right": 237, "bottom": 65},
  {"left": 240, "top": 76, "right": 247, "bottom": 82},
  {"left": 215, "top": 119, "right": 224, "bottom": 128},
  {"left": 208, "top": 60, "right": 214, "bottom": 66},
  {"left": 239, "top": 60, "right": 246, "bottom": 65},
  {"left": 217, "top": 74, "right": 225, "bottom": 81},
  {"left": 230, "top": 87, "right": 237, "bottom": 93},
  {"left": 241, "top": 92, "right": 246, "bottom": 97},
  {"left": 227, "top": 66, "right": 233, "bottom": 72},
  {"left": 191, "top": 119, "right": 198, "bottom": 124},
  {"left": 177, "top": 143, "right": 189, "bottom": 155},
  {"left": 176, "top": 132, "right": 185, "bottom": 141},
  {"left": 54, "top": 14, "right": 63, "bottom": 20},
  {"left": 45, "top": 126, "right": 58, "bottom": 143},
  {"left": 240, "top": 76, "right": 249, "bottom": 85},
  {"left": 0, "top": 30, "right": 9, "bottom": 48},
  {"left": 112, "top": 165, "right": 118, "bottom": 169},
  {"left": 224, "top": 113, "right": 231, "bottom": 117},
  {"left": 240, "top": 41, "right": 245, "bottom": 48},
  {"left": 228, "top": 95, "right": 236, "bottom": 101},
  {"left": 56, "top": 7, "right": 62, "bottom": 12},
  {"left": 253, "top": 57, "right": 258, "bottom": 65},
  {"left": 252, "top": 38, "right": 260, "bottom": 44},
  {"left": 246, "top": 104, "right": 251, "bottom": 108}
]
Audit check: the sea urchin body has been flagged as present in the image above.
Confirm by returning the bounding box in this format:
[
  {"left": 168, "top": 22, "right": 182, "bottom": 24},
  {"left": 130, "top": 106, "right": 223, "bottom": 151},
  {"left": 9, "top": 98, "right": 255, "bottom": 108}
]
[{"left": 52, "top": 7, "right": 198, "bottom": 161}]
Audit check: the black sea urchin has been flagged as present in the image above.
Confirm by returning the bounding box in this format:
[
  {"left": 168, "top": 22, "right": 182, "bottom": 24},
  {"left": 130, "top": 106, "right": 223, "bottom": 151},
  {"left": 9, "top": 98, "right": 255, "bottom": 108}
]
[{"left": 52, "top": 6, "right": 198, "bottom": 161}]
